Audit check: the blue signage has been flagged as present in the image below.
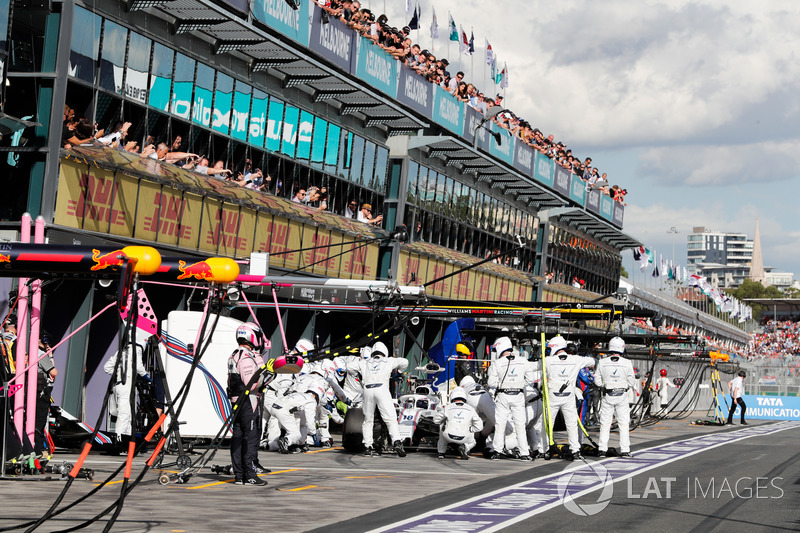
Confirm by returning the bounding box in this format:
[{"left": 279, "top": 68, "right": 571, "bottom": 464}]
[
  {"left": 212, "top": 73, "right": 233, "bottom": 135},
  {"left": 253, "top": 0, "right": 311, "bottom": 47},
  {"left": 533, "top": 152, "right": 554, "bottom": 188},
  {"left": 600, "top": 194, "right": 614, "bottom": 221},
  {"left": 309, "top": 5, "right": 354, "bottom": 72},
  {"left": 231, "top": 83, "right": 251, "bottom": 142},
  {"left": 266, "top": 97, "right": 284, "bottom": 152},
  {"left": 431, "top": 85, "right": 463, "bottom": 134},
  {"left": 148, "top": 75, "right": 171, "bottom": 112},
  {"left": 311, "top": 116, "right": 327, "bottom": 165},
  {"left": 354, "top": 36, "right": 398, "bottom": 99},
  {"left": 461, "top": 105, "right": 482, "bottom": 146},
  {"left": 553, "top": 165, "right": 571, "bottom": 198},
  {"left": 569, "top": 174, "right": 586, "bottom": 206},
  {"left": 249, "top": 89, "right": 269, "bottom": 147},
  {"left": 720, "top": 395, "right": 800, "bottom": 421},
  {"left": 397, "top": 65, "right": 433, "bottom": 117},
  {"left": 296, "top": 110, "right": 314, "bottom": 160},
  {"left": 281, "top": 105, "right": 299, "bottom": 157},
  {"left": 488, "top": 124, "right": 515, "bottom": 166}
]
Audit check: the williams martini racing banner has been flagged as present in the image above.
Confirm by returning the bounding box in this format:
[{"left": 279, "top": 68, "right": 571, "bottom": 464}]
[{"left": 721, "top": 394, "right": 800, "bottom": 421}]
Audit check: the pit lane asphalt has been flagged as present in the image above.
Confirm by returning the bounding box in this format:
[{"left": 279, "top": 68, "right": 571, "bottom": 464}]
[{"left": 1, "top": 415, "right": 794, "bottom": 533}]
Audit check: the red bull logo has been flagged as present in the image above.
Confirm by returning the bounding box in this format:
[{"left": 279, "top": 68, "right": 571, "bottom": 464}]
[
  {"left": 90, "top": 249, "right": 127, "bottom": 271},
  {"left": 177, "top": 260, "right": 215, "bottom": 281},
  {"left": 0, "top": 254, "right": 10, "bottom": 263}
]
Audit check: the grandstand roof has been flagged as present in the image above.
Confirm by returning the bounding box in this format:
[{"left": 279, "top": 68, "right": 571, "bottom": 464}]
[{"left": 744, "top": 298, "right": 800, "bottom": 312}]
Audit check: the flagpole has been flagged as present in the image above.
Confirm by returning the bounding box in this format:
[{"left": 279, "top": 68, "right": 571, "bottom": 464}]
[{"left": 483, "top": 39, "right": 487, "bottom": 94}]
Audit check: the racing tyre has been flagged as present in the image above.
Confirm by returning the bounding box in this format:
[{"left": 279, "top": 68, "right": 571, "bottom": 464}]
[{"left": 342, "top": 407, "right": 365, "bottom": 452}]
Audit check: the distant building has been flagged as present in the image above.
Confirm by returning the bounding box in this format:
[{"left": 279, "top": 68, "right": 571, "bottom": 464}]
[{"left": 687, "top": 227, "right": 753, "bottom": 288}]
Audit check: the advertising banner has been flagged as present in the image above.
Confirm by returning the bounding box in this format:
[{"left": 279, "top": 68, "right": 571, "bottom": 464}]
[
  {"left": 553, "top": 165, "right": 571, "bottom": 198},
  {"left": 600, "top": 194, "right": 614, "bottom": 221},
  {"left": 488, "top": 124, "right": 515, "bottom": 166},
  {"left": 431, "top": 85, "right": 463, "bottom": 134},
  {"left": 397, "top": 65, "right": 433, "bottom": 117},
  {"left": 249, "top": 89, "right": 269, "bottom": 147},
  {"left": 512, "top": 141, "right": 535, "bottom": 178},
  {"left": 586, "top": 189, "right": 601, "bottom": 215},
  {"left": 266, "top": 97, "right": 284, "bottom": 152},
  {"left": 569, "top": 173, "right": 586, "bottom": 207},
  {"left": 231, "top": 83, "right": 251, "bottom": 142},
  {"left": 722, "top": 395, "right": 800, "bottom": 421},
  {"left": 309, "top": 6, "right": 355, "bottom": 72},
  {"left": 533, "top": 152, "right": 554, "bottom": 188},
  {"left": 252, "top": 0, "right": 311, "bottom": 47},
  {"left": 354, "top": 36, "right": 398, "bottom": 99},
  {"left": 612, "top": 202, "right": 625, "bottom": 228}
]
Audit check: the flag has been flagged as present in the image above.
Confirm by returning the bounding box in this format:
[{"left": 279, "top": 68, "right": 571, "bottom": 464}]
[
  {"left": 652, "top": 263, "right": 659, "bottom": 278},
  {"left": 490, "top": 56, "right": 497, "bottom": 80},
  {"left": 460, "top": 26, "right": 469, "bottom": 54},
  {"left": 448, "top": 13, "right": 458, "bottom": 41},
  {"left": 486, "top": 39, "right": 493, "bottom": 65},
  {"left": 406, "top": 0, "right": 413, "bottom": 16},
  {"left": 468, "top": 31, "right": 475, "bottom": 55},
  {"left": 500, "top": 63, "right": 508, "bottom": 88},
  {"left": 408, "top": 3, "right": 419, "bottom": 30},
  {"left": 495, "top": 66, "right": 502, "bottom": 84},
  {"left": 430, "top": 7, "right": 438, "bottom": 39},
  {"left": 632, "top": 248, "right": 641, "bottom": 262}
]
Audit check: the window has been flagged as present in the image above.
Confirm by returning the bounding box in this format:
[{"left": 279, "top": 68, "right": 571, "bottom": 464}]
[
  {"left": 230, "top": 81, "right": 251, "bottom": 142},
  {"left": 193, "top": 62, "right": 214, "bottom": 127},
  {"left": 280, "top": 105, "right": 299, "bottom": 157},
  {"left": 324, "top": 124, "right": 340, "bottom": 172},
  {"left": 361, "top": 141, "right": 375, "bottom": 188},
  {"left": 212, "top": 72, "right": 233, "bottom": 135},
  {"left": 69, "top": 7, "right": 101, "bottom": 83},
  {"left": 407, "top": 161, "right": 418, "bottom": 204},
  {"left": 266, "top": 97, "right": 284, "bottom": 152},
  {"left": 171, "top": 53, "right": 195, "bottom": 120},
  {"left": 249, "top": 89, "right": 268, "bottom": 147},
  {"left": 350, "top": 135, "right": 364, "bottom": 185},
  {"left": 125, "top": 31, "right": 151, "bottom": 104},
  {"left": 296, "top": 111, "right": 314, "bottom": 160},
  {"left": 98, "top": 20, "right": 127, "bottom": 94},
  {"left": 148, "top": 42, "right": 173, "bottom": 111},
  {"left": 310, "top": 116, "right": 327, "bottom": 168},
  {"left": 374, "top": 146, "right": 388, "bottom": 192}
]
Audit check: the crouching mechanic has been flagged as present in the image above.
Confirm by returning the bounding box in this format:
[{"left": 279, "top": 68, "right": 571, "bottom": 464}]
[
  {"left": 433, "top": 387, "right": 483, "bottom": 459},
  {"left": 595, "top": 336, "right": 636, "bottom": 458},
  {"left": 347, "top": 341, "right": 408, "bottom": 456},
  {"left": 295, "top": 343, "right": 348, "bottom": 448},
  {"left": 227, "top": 323, "right": 268, "bottom": 485},
  {"left": 544, "top": 336, "right": 595, "bottom": 460},
  {"left": 487, "top": 336, "right": 536, "bottom": 460}
]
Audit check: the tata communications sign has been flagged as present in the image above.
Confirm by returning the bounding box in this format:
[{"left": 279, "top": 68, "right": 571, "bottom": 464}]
[{"left": 730, "top": 395, "right": 800, "bottom": 421}]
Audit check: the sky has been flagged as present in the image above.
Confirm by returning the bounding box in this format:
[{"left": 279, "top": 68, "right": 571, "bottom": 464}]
[{"left": 368, "top": 0, "right": 800, "bottom": 283}]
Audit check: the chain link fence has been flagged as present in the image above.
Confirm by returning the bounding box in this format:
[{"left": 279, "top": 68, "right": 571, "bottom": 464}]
[{"left": 741, "top": 359, "right": 800, "bottom": 396}]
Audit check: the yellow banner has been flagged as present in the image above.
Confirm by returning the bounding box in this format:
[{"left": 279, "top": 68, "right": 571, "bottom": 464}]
[
  {"left": 179, "top": 192, "right": 203, "bottom": 250},
  {"left": 199, "top": 197, "right": 223, "bottom": 253},
  {"left": 134, "top": 180, "right": 162, "bottom": 243},
  {"left": 236, "top": 207, "right": 258, "bottom": 259},
  {"left": 253, "top": 212, "right": 273, "bottom": 254},
  {"left": 54, "top": 160, "right": 86, "bottom": 229},
  {"left": 306, "top": 227, "right": 329, "bottom": 276},
  {"left": 268, "top": 218, "right": 291, "bottom": 269},
  {"left": 81, "top": 166, "right": 123, "bottom": 234},
  {"left": 216, "top": 204, "right": 243, "bottom": 258},
  {"left": 109, "top": 173, "right": 137, "bottom": 238},
  {"left": 284, "top": 220, "right": 304, "bottom": 271}
]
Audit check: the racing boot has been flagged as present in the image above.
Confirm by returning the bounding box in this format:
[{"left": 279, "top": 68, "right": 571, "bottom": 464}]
[
  {"left": 393, "top": 440, "right": 407, "bottom": 458},
  {"left": 363, "top": 446, "right": 375, "bottom": 457},
  {"left": 253, "top": 460, "right": 271, "bottom": 474},
  {"left": 520, "top": 454, "right": 533, "bottom": 462},
  {"left": 277, "top": 436, "right": 290, "bottom": 454},
  {"left": 598, "top": 450, "right": 607, "bottom": 458},
  {"left": 572, "top": 451, "right": 584, "bottom": 461},
  {"left": 619, "top": 451, "right": 633, "bottom": 458}
]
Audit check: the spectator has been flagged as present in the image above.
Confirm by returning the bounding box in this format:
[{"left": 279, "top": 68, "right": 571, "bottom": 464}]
[
  {"left": 356, "top": 203, "right": 382, "bottom": 226},
  {"left": 292, "top": 188, "right": 306, "bottom": 203},
  {"left": 345, "top": 199, "right": 358, "bottom": 219}
]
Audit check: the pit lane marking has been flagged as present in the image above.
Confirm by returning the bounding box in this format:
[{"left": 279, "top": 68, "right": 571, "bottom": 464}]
[
  {"left": 185, "top": 469, "right": 301, "bottom": 489},
  {"left": 304, "top": 446, "right": 344, "bottom": 454},
  {"left": 277, "top": 485, "right": 334, "bottom": 492}
]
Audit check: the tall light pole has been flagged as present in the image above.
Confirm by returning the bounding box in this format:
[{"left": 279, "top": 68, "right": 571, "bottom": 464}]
[{"left": 667, "top": 226, "right": 679, "bottom": 295}]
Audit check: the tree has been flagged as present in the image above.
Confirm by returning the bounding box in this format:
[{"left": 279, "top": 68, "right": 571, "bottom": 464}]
[
  {"left": 725, "top": 279, "right": 784, "bottom": 321},
  {"left": 620, "top": 265, "right": 629, "bottom": 279}
]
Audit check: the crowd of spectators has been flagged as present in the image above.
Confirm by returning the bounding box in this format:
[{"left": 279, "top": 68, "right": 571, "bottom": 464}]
[
  {"left": 745, "top": 320, "right": 799, "bottom": 360},
  {"left": 317, "top": 0, "right": 628, "bottom": 205}
]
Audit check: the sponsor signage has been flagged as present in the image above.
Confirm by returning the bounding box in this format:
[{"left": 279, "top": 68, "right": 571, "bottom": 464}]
[
  {"left": 723, "top": 395, "right": 800, "bottom": 421},
  {"left": 569, "top": 173, "right": 586, "bottom": 206},
  {"left": 600, "top": 194, "right": 614, "bottom": 221},
  {"left": 461, "top": 105, "right": 482, "bottom": 145},
  {"left": 553, "top": 165, "right": 571, "bottom": 197},
  {"left": 397, "top": 65, "right": 433, "bottom": 116},
  {"left": 354, "top": 36, "right": 398, "bottom": 99},
  {"left": 309, "top": 6, "right": 355, "bottom": 72},
  {"left": 252, "top": 0, "right": 311, "bottom": 47},
  {"left": 431, "top": 85, "right": 463, "bottom": 134},
  {"left": 533, "top": 152, "right": 554, "bottom": 188},
  {"left": 612, "top": 201, "right": 624, "bottom": 227},
  {"left": 488, "top": 124, "right": 515, "bottom": 166},
  {"left": 216, "top": 0, "right": 248, "bottom": 15},
  {"left": 512, "top": 141, "right": 535, "bottom": 178},
  {"left": 586, "top": 189, "right": 601, "bottom": 215}
]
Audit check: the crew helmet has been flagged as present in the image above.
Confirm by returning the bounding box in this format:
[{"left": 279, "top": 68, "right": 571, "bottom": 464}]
[
  {"left": 660, "top": 369, "right": 668, "bottom": 377},
  {"left": 360, "top": 346, "right": 372, "bottom": 359},
  {"left": 371, "top": 341, "right": 389, "bottom": 358},
  {"left": 608, "top": 336, "right": 626, "bottom": 354},
  {"left": 456, "top": 341, "right": 473, "bottom": 358},
  {"left": 450, "top": 387, "right": 467, "bottom": 404},
  {"left": 459, "top": 375, "right": 476, "bottom": 390},
  {"left": 547, "top": 336, "right": 567, "bottom": 355},
  {"left": 493, "top": 336, "right": 513, "bottom": 357},
  {"left": 236, "top": 323, "right": 263, "bottom": 350},
  {"left": 294, "top": 338, "right": 315, "bottom": 354}
]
